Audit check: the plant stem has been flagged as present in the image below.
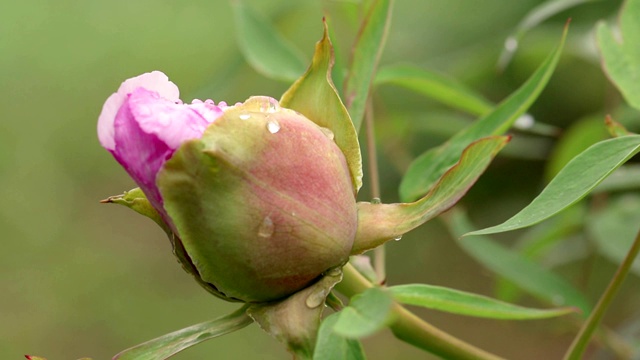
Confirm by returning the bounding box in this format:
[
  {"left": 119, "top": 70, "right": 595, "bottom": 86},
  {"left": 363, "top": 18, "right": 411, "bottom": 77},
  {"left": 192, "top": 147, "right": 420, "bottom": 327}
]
[
  {"left": 365, "top": 98, "right": 386, "bottom": 284},
  {"left": 563, "top": 227, "right": 640, "bottom": 360},
  {"left": 337, "top": 263, "right": 506, "bottom": 360}
]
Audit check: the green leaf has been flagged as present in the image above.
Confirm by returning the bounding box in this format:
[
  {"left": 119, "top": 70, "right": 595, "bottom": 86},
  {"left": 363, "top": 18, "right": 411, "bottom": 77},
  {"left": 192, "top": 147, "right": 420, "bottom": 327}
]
[
  {"left": 444, "top": 209, "right": 592, "bottom": 316},
  {"left": 232, "top": 0, "right": 307, "bottom": 81},
  {"left": 112, "top": 306, "right": 253, "bottom": 360},
  {"left": 333, "top": 287, "right": 395, "bottom": 338},
  {"left": 389, "top": 284, "right": 577, "bottom": 320},
  {"left": 399, "top": 24, "right": 569, "bottom": 202},
  {"left": 598, "top": 0, "right": 640, "bottom": 110},
  {"left": 280, "top": 21, "right": 363, "bottom": 192},
  {"left": 466, "top": 135, "right": 640, "bottom": 236},
  {"left": 374, "top": 64, "right": 493, "bottom": 116},
  {"left": 586, "top": 194, "right": 640, "bottom": 275},
  {"left": 353, "top": 136, "right": 509, "bottom": 254},
  {"left": 313, "top": 313, "right": 367, "bottom": 360},
  {"left": 100, "top": 187, "right": 170, "bottom": 235},
  {"left": 343, "top": 0, "right": 392, "bottom": 130}
]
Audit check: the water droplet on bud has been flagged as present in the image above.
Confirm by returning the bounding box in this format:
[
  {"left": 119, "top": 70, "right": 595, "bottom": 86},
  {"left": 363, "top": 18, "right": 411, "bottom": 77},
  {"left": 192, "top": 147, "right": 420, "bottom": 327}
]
[
  {"left": 257, "top": 216, "right": 274, "bottom": 239},
  {"left": 325, "top": 267, "right": 341, "bottom": 276},
  {"left": 393, "top": 235, "right": 403, "bottom": 242},
  {"left": 305, "top": 288, "right": 328, "bottom": 308},
  {"left": 267, "top": 120, "right": 281, "bottom": 134},
  {"left": 320, "top": 127, "right": 335, "bottom": 140},
  {"left": 239, "top": 113, "right": 251, "bottom": 120},
  {"left": 258, "top": 97, "right": 280, "bottom": 113}
]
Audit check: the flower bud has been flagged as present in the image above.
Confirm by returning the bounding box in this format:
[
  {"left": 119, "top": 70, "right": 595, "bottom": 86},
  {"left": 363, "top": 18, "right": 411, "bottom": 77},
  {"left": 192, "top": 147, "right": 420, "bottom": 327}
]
[{"left": 99, "top": 72, "right": 357, "bottom": 302}]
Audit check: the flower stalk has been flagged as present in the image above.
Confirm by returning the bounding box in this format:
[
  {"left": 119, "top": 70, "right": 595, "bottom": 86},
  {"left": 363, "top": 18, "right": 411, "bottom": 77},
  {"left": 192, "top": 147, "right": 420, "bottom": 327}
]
[{"left": 337, "top": 263, "right": 506, "bottom": 360}]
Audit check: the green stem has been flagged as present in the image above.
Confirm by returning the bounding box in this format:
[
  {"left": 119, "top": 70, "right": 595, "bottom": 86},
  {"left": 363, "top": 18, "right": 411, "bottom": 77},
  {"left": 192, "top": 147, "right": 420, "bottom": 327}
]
[
  {"left": 365, "top": 98, "right": 386, "bottom": 284},
  {"left": 563, "top": 227, "right": 640, "bottom": 360},
  {"left": 337, "top": 263, "right": 506, "bottom": 360}
]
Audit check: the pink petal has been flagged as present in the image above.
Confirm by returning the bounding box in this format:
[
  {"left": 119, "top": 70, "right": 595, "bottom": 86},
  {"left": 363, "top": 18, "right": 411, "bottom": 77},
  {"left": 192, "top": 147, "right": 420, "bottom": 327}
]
[
  {"left": 127, "top": 88, "right": 223, "bottom": 150},
  {"left": 98, "top": 71, "right": 179, "bottom": 150}
]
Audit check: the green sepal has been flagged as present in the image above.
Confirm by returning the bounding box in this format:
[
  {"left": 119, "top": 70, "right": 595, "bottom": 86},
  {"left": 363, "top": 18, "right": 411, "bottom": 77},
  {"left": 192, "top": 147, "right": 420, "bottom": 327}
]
[
  {"left": 247, "top": 269, "right": 344, "bottom": 359},
  {"left": 101, "top": 187, "right": 170, "bottom": 235},
  {"left": 280, "top": 20, "right": 363, "bottom": 193},
  {"left": 352, "top": 136, "right": 509, "bottom": 254}
]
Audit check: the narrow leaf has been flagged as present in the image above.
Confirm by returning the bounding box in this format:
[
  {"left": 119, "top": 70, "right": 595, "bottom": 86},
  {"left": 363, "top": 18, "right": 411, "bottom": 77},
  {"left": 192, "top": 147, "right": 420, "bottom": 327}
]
[
  {"left": 400, "top": 23, "right": 569, "bottom": 202},
  {"left": 333, "top": 287, "right": 395, "bottom": 338},
  {"left": 374, "top": 64, "right": 493, "bottom": 116},
  {"left": 598, "top": 0, "right": 640, "bottom": 110},
  {"left": 280, "top": 21, "right": 363, "bottom": 192},
  {"left": 353, "top": 136, "right": 509, "bottom": 254},
  {"left": 466, "top": 135, "right": 640, "bottom": 236},
  {"left": 445, "top": 209, "right": 591, "bottom": 316},
  {"left": 232, "top": 1, "right": 307, "bottom": 81},
  {"left": 313, "top": 313, "right": 366, "bottom": 360},
  {"left": 389, "top": 284, "right": 577, "bottom": 320},
  {"left": 343, "top": 0, "right": 392, "bottom": 130},
  {"left": 112, "top": 306, "right": 253, "bottom": 360}
]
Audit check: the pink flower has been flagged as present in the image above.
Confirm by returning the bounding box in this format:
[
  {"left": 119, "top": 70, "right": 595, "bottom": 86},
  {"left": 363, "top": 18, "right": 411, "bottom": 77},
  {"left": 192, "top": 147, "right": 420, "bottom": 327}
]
[{"left": 97, "top": 71, "right": 225, "bottom": 219}]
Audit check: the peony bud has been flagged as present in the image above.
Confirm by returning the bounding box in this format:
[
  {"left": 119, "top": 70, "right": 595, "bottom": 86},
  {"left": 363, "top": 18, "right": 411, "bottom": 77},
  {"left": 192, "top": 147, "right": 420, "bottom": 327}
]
[{"left": 98, "top": 72, "right": 357, "bottom": 302}]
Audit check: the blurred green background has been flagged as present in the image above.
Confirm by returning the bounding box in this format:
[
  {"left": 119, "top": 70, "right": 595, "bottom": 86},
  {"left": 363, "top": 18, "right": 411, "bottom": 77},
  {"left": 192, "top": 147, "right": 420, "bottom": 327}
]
[{"left": 2, "top": 0, "right": 636, "bottom": 359}]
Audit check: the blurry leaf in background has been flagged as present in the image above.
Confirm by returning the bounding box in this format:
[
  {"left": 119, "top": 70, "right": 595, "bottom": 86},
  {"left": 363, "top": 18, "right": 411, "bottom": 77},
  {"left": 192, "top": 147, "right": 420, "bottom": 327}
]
[
  {"left": 444, "top": 209, "right": 592, "bottom": 315},
  {"left": 594, "top": 164, "right": 640, "bottom": 193},
  {"left": 113, "top": 306, "right": 252, "bottom": 360},
  {"left": 598, "top": 0, "right": 640, "bottom": 110},
  {"left": 544, "top": 116, "right": 610, "bottom": 181},
  {"left": 494, "top": 206, "right": 585, "bottom": 302},
  {"left": 497, "top": 0, "right": 600, "bottom": 71},
  {"left": 343, "top": 0, "right": 392, "bottom": 130},
  {"left": 232, "top": 0, "right": 307, "bottom": 81},
  {"left": 586, "top": 194, "right": 640, "bottom": 276},
  {"left": 466, "top": 135, "right": 640, "bottom": 236},
  {"left": 388, "top": 284, "right": 578, "bottom": 320},
  {"left": 399, "top": 24, "right": 568, "bottom": 202},
  {"left": 333, "top": 287, "right": 395, "bottom": 338},
  {"left": 374, "top": 64, "right": 493, "bottom": 116},
  {"left": 313, "top": 313, "right": 366, "bottom": 360}
]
